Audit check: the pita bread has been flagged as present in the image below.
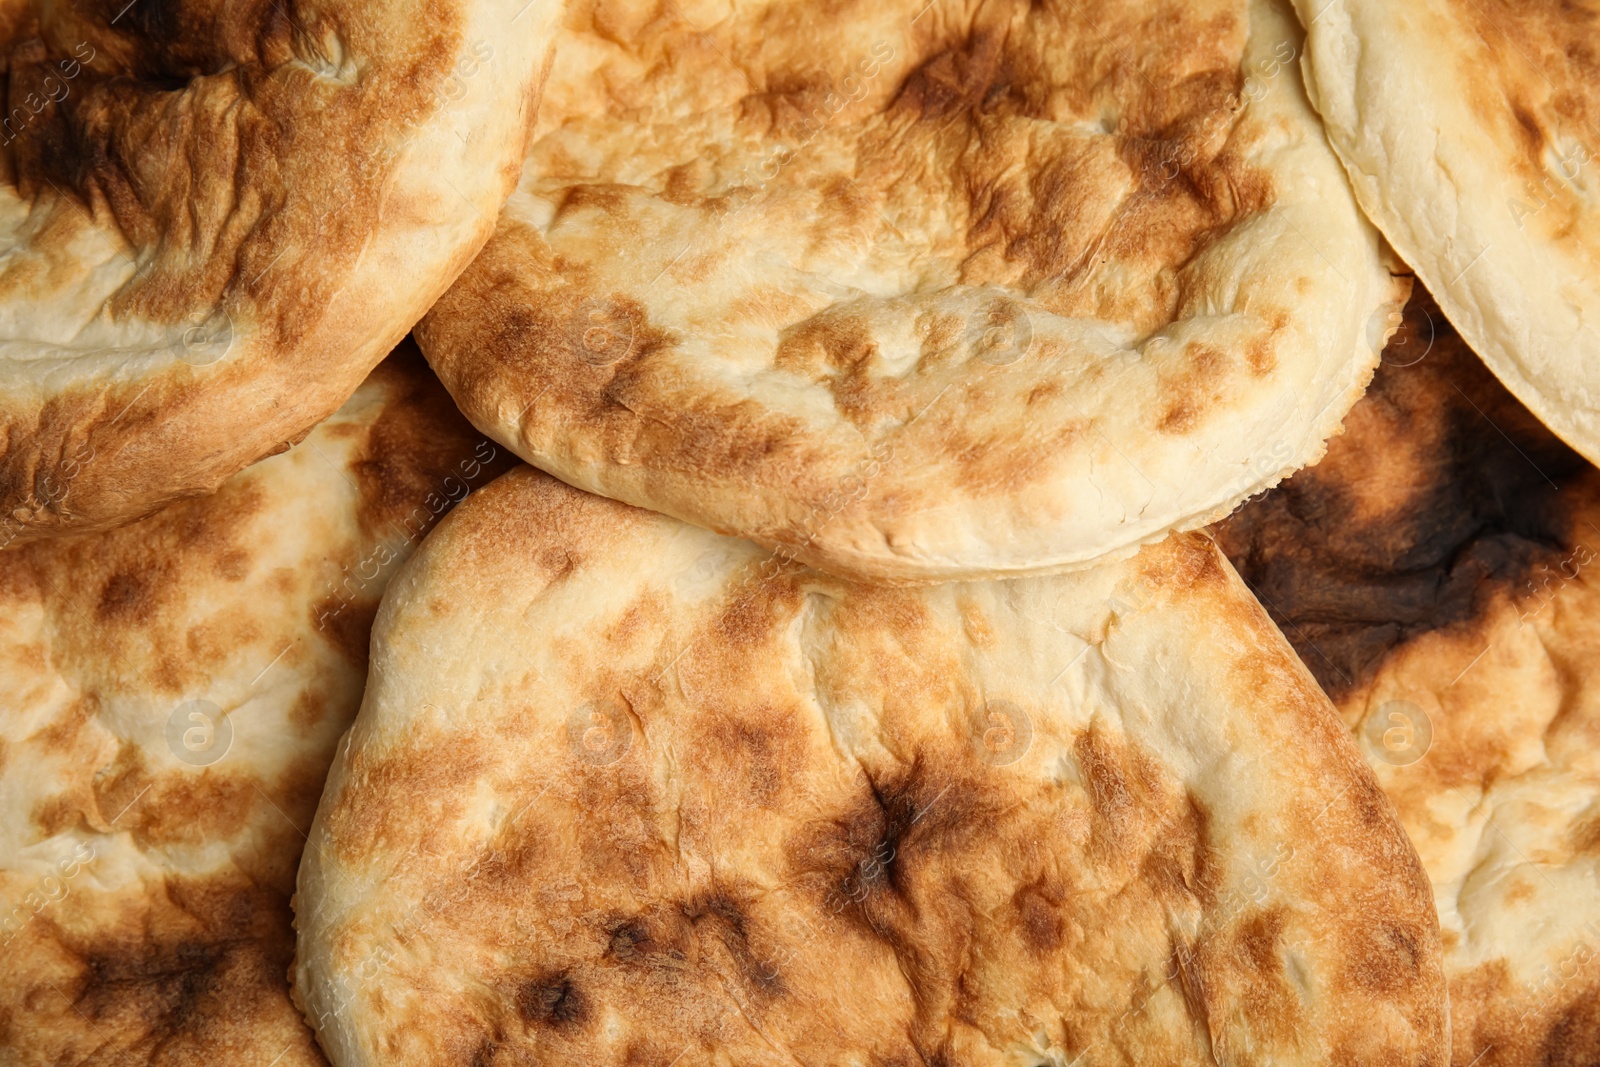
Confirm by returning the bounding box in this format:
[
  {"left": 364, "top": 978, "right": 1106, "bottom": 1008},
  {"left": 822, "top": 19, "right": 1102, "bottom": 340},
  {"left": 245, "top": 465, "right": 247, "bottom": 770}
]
[
  {"left": 293, "top": 466, "right": 1446, "bottom": 1066},
  {"left": 1292, "top": 0, "right": 1600, "bottom": 469},
  {"left": 415, "top": 0, "right": 1406, "bottom": 584},
  {"left": 0, "top": 345, "right": 509, "bottom": 1066},
  {"left": 1215, "top": 291, "right": 1600, "bottom": 1066},
  {"left": 0, "top": 0, "right": 559, "bottom": 545}
]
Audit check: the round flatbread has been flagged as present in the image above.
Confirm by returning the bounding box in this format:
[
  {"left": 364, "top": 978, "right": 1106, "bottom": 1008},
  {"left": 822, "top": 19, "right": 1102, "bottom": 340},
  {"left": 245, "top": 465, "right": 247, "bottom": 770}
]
[
  {"left": 0, "top": 345, "right": 509, "bottom": 1066},
  {"left": 293, "top": 466, "right": 1446, "bottom": 1067},
  {"left": 0, "top": 0, "right": 560, "bottom": 544},
  {"left": 1216, "top": 291, "right": 1600, "bottom": 1066},
  {"left": 416, "top": 0, "right": 1406, "bottom": 584},
  {"left": 1292, "top": 0, "right": 1600, "bottom": 468}
]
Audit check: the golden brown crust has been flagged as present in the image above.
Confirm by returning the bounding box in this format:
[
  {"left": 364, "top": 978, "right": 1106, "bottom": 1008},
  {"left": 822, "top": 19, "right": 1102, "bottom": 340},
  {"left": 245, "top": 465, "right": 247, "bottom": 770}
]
[
  {"left": 1216, "top": 288, "right": 1600, "bottom": 1066},
  {"left": 1448, "top": 0, "right": 1600, "bottom": 231},
  {"left": 418, "top": 0, "right": 1403, "bottom": 583},
  {"left": 0, "top": 343, "right": 512, "bottom": 1065},
  {"left": 0, "top": 0, "right": 559, "bottom": 545},
  {"left": 295, "top": 466, "right": 1447, "bottom": 1067}
]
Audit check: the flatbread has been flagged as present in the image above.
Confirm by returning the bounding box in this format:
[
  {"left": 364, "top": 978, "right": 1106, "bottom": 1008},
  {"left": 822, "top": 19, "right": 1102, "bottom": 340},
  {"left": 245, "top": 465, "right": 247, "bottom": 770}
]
[
  {"left": 1292, "top": 0, "right": 1600, "bottom": 468},
  {"left": 0, "top": 0, "right": 560, "bottom": 544},
  {"left": 1215, "top": 290, "right": 1600, "bottom": 1066},
  {"left": 0, "top": 344, "right": 510, "bottom": 1066},
  {"left": 415, "top": 0, "right": 1406, "bottom": 584},
  {"left": 293, "top": 466, "right": 1446, "bottom": 1066}
]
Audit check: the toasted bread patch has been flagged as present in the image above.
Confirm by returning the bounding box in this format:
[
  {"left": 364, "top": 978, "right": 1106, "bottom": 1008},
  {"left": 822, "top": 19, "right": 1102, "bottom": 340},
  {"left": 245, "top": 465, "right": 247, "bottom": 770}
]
[
  {"left": 0, "top": 0, "right": 560, "bottom": 543},
  {"left": 1295, "top": 0, "right": 1600, "bottom": 469},
  {"left": 0, "top": 345, "right": 510, "bottom": 1065},
  {"left": 295, "top": 467, "right": 1446, "bottom": 1067},
  {"left": 1218, "top": 288, "right": 1600, "bottom": 1065},
  {"left": 418, "top": 0, "right": 1404, "bottom": 583}
]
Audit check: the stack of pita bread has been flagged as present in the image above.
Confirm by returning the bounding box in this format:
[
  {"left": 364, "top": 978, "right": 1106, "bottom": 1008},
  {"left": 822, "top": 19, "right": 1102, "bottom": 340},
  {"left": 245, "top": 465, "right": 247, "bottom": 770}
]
[{"left": 0, "top": 0, "right": 1594, "bottom": 1063}]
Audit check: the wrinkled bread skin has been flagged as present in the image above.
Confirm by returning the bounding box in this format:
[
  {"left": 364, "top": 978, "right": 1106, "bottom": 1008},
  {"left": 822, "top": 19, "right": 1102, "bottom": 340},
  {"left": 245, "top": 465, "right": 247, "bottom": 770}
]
[
  {"left": 294, "top": 466, "right": 1447, "bottom": 1067},
  {"left": 1293, "top": 0, "right": 1600, "bottom": 468},
  {"left": 0, "top": 0, "right": 560, "bottom": 545},
  {"left": 0, "top": 345, "right": 511, "bottom": 1066},
  {"left": 417, "top": 0, "right": 1405, "bottom": 584},
  {"left": 1216, "top": 290, "right": 1600, "bottom": 1065}
]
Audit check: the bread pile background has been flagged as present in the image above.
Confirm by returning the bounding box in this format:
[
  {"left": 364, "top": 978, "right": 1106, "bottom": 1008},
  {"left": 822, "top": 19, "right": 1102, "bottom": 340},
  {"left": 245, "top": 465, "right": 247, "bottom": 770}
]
[{"left": 0, "top": 0, "right": 1595, "bottom": 1064}]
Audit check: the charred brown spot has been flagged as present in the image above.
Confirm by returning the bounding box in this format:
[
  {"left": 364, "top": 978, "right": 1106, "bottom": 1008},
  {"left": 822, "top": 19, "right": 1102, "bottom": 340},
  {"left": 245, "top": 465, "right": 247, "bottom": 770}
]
[
  {"left": 1158, "top": 398, "right": 1197, "bottom": 434},
  {"left": 1147, "top": 790, "right": 1220, "bottom": 911},
  {"left": 1543, "top": 982, "right": 1600, "bottom": 1067},
  {"left": 114, "top": 771, "right": 263, "bottom": 848},
  {"left": 1452, "top": 0, "right": 1600, "bottom": 193},
  {"left": 1214, "top": 286, "right": 1591, "bottom": 701},
  {"left": 785, "top": 754, "right": 998, "bottom": 980},
  {"left": 682, "top": 890, "right": 783, "bottom": 995},
  {"left": 556, "top": 184, "right": 632, "bottom": 217},
  {"left": 1076, "top": 726, "right": 1135, "bottom": 852},
  {"left": 1234, "top": 908, "right": 1286, "bottom": 975},
  {"left": 459, "top": 248, "right": 817, "bottom": 491},
  {"left": 323, "top": 724, "right": 497, "bottom": 867},
  {"left": 30, "top": 695, "right": 95, "bottom": 759},
  {"left": 29, "top": 795, "right": 81, "bottom": 840},
  {"left": 1245, "top": 332, "right": 1278, "bottom": 377},
  {"left": 696, "top": 715, "right": 795, "bottom": 807},
  {"left": 81, "top": 937, "right": 225, "bottom": 1023},
  {"left": 288, "top": 687, "right": 329, "bottom": 731},
  {"left": 831, "top": 774, "right": 931, "bottom": 905},
  {"left": 538, "top": 546, "right": 578, "bottom": 582},
  {"left": 212, "top": 547, "right": 250, "bottom": 582},
  {"left": 1012, "top": 879, "right": 1064, "bottom": 953},
  {"left": 714, "top": 575, "right": 803, "bottom": 648},
  {"left": 1025, "top": 380, "right": 1063, "bottom": 406},
  {"left": 888, "top": 26, "right": 1011, "bottom": 124},
  {"left": 311, "top": 593, "right": 379, "bottom": 669},
  {"left": 1510, "top": 102, "right": 1545, "bottom": 153},
  {"left": 773, "top": 313, "right": 878, "bottom": 380},
  {"left": 96, "top": 569, "right": 154, "bottom": 623},
  {"left": 28, "top": 874, "right": 314, "bottom": 1059},
  {"left": 607, "top": 919, "right": 653, "bottom": 960},
  {"left": 1348, "top": 774, "right": 1397, "bottom": 841},
  {"left": 925, "top": 392, "right": 1085, "bottom": 499},
  {"left": 1345, "top": 920, "right": 1424, "bottom": 998},
  {"left": 352, "top": 344, "right": 514, "bottom": 545},
  {"left": 1155, "top": 344, "right": 1229, "bottom": 436},
  {"left": 1572, "top": 811, "right": 1600, "bottom": 856},
  {"left": 516, "top": 973, "right": 587, "bottom": 1027}
]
